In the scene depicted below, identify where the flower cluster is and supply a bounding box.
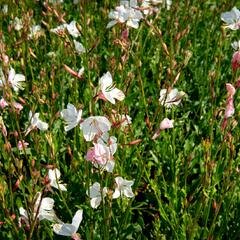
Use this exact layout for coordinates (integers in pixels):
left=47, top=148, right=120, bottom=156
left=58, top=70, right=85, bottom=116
left=220, top=6, right=240, bottom=129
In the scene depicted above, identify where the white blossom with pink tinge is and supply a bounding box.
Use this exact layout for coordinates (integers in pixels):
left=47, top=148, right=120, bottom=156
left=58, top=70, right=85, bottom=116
left=86, top=133, right=117, bottom=172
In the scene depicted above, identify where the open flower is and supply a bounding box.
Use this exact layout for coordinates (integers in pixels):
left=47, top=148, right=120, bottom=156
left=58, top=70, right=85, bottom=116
left=19, top=192, right=59, bottom=225
left=61, top=103, right=82, bottom=132
left=51, top=21, right=81, bottom=38
left=73, top=40, right=85, bottom=55
left=159, top=88, right=185, bottom=108
left=88, top=182, right=108, bottom=209
left=11, top=17, right=23, bottom=31
left=107, top=1, right=143, bottom=29
left=53, top=209, right=83, bottom=238
left=48, top=168, right=67, bottom=191
left=28, top=24, right=44, bottom=39
left=17, top=140, right=29, bottom=151
left=112, top=176, right=134, bottom=199
left=25, top=111, right=48, bottom=135
left=221, top=7, right=240, bottom=30
left=99, top=72, right=125, bottom=104
left=86, top=132, right=117, bottom=172
left=231, top=40, right=240, bottom=51
left=80, top=116, right=111, bottom=142
left=8, top=67, right=25, bottom=92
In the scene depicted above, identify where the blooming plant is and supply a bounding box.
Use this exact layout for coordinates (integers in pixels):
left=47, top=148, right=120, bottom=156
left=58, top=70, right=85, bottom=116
left=88, top=182, right=108, bottom=209
left=53, top=210, right=83, bottom=238
left=25, top=111, right=48, bottom=135
left=159, top=88, right=185, bottom=108
left=98, top=71, right=125, bottom=104
left=1, top=1, right=240, bottom=240
left=61, top=103, right=82, bottom=132
left=48, top=168, right=67, bottom=191
left=221, top=7, right=240, bottom=30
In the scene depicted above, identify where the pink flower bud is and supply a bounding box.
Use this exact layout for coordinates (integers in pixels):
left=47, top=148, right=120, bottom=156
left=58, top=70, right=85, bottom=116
left=86, top=148, right=95, bottom=162
left=0, top=98, right=8, bottom=109
left=226, top=83, right=236, bottom=96
left=232, top=51, right=240, bottom=71
left=160, top=118, right=174, bottom=130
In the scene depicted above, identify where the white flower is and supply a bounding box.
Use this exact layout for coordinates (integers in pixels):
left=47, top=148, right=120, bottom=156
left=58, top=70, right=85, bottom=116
left=28, top=24, right=43, bottom=39
left=141, top=0, right=172, bottom=14
left=231, top=40, right=240, bottom=51
left=159, top=88, right=185, bottom=108
left=80, top=116, right=111, bottom=142
left=99, top=72, right=125, bottom=104
left=88, top=182, right=108, bottom=209
left=61, top=103, right=82, bottom=132
left=53, top=209, right=83, bottom=237
left=98, top=132, right=117, bottom=155
left=8, top=67, right=25, bottom=92
left=50, top=24, right=66, bottom=35
left=112, top=176, right=134, bottom=199
left=0, top=67, right=6, bottom=87
left=66, top=21, right=81, bottom=38
left=2, top=4, right=8, bottom=14
left=25, top=111, right=48, bottom=135
left=12, top=17, right=23, bottom=31
left=221, top=7, right=240, bottom=30
left=51, top=21, right=81, bottom=38
left=73, top=40, right=85, bottom=55
left=107, top=1, right=143, bottom=29
left=48, top=168, right=67, bottom=191
left=19, top=192, right=59, bottom=224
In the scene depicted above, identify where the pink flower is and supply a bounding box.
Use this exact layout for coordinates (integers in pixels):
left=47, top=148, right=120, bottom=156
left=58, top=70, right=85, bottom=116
left=93, top=143, right=109, bottom=165
left=13, top=102, right=23, bottom=111
left=0, top=98, right=8, bottom=109
left=226, top=83, right=236, bottom=96
left=160, top=118, right=174, bottom=130
left=232, top=51, right=240, bottom=71
left=86, top=133, right=117, bottom=172
left=86, top=148, right=95, bottom=162
left=152, top=118, right=174, bottom=140
left=222, top=83, right=236, bottom=130
left=18, top=140, right=29, bottom=151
